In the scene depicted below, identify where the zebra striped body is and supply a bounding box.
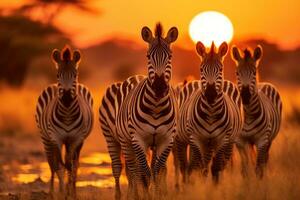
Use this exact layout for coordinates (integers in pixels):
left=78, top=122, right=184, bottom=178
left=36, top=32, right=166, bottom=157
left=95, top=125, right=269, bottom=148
left=232, top=46, right=282, bottom=178
left=35, top=47, right=93, bottom=198
left=99, top=75, right=144, bottom=200
left=241, top=83, right=281, bottom=141
left=37, top=84, right=93, bottom=144
left=174, top=80, right=242, bottom=185
left=174, top=76, right=195, bottom=98
left=100, top=75, right=144, bottom=143
left=174, top=42, right=243, bottom=187
left=116, top=77, right=178, bottom=189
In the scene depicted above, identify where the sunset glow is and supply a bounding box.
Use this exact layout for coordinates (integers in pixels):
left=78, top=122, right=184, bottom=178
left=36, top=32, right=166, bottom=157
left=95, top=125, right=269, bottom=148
left=1, top=1, right=300, bottom=49
left=1, top=1, right=300, bottom=199
left=189, top=11, right=234, bottom=47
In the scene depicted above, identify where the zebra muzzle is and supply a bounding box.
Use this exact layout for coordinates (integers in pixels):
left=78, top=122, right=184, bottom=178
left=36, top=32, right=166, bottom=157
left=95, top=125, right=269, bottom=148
left=204, top=83, right=217, bottom=104
left=152, top=74, right=169, bottom=99
left=241, top=85, right=251, bottom=105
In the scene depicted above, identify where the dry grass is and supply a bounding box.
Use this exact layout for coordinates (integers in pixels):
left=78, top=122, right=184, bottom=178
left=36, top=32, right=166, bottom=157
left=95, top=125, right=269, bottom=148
left=75, top=123, right=300, bottom=200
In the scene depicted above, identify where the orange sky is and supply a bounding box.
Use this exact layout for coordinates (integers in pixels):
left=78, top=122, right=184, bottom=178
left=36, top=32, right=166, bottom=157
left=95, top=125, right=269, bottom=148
left=1, top=0, right=300, bottom=49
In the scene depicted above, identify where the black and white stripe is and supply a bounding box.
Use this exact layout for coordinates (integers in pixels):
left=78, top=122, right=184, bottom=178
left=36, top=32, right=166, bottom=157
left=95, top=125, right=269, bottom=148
left=35, top=46, right=93, bottom=199
left=232, top=45, right=282, bottom=178
left=173, top=42, right=243, bottom=187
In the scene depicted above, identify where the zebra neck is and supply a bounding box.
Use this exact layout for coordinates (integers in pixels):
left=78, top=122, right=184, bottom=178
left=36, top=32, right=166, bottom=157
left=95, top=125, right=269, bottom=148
left=58, top=92, right=77, bottom=108
left=243, top=92, right=262, bottom=117
left=145, top=80, right=170, bottom=104
left=56, top=96, right=79, bottom=121
left=141, top=81, right=170, bottom=115
left=199, top=92, right=225, bottom=114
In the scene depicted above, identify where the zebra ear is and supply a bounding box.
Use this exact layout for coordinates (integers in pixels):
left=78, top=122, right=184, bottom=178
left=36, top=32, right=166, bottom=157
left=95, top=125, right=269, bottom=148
left=196, top=41, right=206, bottom=58
left=253, top=45, right=263, bottom=62
left=231, top=46, right=241, bottom=62
left=141, top=26, right=153, bottom=43
left=165, top=27, right=178, bottom=44
left=73, top=50, right=81, bottom=65
left=52, top=49, right=61, bottom=66
left=218, top=42, right=228, bottom=58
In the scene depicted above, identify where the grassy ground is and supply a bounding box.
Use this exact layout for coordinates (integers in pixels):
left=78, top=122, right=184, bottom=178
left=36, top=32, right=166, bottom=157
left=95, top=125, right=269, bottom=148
left=0, top=123, right=300, bottom=200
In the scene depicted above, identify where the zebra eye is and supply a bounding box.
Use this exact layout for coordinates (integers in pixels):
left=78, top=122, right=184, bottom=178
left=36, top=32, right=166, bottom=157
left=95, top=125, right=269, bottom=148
left=147, top=54, right=150, bottom=59
left=200, top=68, right=203, bottom=73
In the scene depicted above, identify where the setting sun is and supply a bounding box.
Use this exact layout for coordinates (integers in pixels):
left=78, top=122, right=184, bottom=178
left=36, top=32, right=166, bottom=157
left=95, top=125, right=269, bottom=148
left=189, top=11, right=234, bottom=47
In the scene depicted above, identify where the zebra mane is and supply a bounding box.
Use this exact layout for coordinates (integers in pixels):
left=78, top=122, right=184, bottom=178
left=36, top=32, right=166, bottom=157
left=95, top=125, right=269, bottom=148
left=244, top=48, right=252, bottom=60
left=208, top=41, right=216, bottom=57
left=155, top=22, right=163, bottom=38
left=62, top=45, right=72, bottom=61
left=183, top=79, right=188, bottom=85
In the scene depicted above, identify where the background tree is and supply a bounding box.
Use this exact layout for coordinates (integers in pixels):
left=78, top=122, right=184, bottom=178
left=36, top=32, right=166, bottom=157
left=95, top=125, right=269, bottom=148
left=0, top=14, right=69, bottom=87
left=15, top=0, right=99, bottom=24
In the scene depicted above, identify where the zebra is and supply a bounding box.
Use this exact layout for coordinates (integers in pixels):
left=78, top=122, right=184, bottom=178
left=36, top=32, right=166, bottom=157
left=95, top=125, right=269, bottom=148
left=173, top=80, right=201, bottom=189
left=99, top=75, right=145, bottom=200
left=35, top=46, right=94, bottom=199
left=231, top=45, right=282, bottom=178
left=174, top=75, right=195, bottom=98
left=100, top=23, right=178, bottom=199
left=173, top=42, right=243, bottom=187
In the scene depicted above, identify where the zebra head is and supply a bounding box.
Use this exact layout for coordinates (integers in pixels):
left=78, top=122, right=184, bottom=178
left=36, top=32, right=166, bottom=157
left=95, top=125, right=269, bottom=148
left=196, top=41, right=228, bottom=104
left=52, top=45, right=81, bottom=100
left=231, top=45, right=263, bottom=104
left=141, top=23, right=178, bottom=99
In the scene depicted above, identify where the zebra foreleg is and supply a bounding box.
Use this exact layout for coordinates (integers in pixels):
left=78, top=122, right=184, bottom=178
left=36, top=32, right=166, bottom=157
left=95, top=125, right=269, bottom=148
left=73, top=142, right=83, bottom=197
left=152, top=145, right=168, bottom=197
left=236, top=138, right=250, bottom=178
left=132, top=138, right=151, bottom=189
left=255, top=138, right=270, bottom=179
left=44, top=141, right=65, bottom=198
left=172, top=141, right=181, bottom=191
left=211, top=144, right=226, bottom=184
left=153, top=141, right=173, bottom=198
left=173, top=139, right=188, bottom=188
left=107, top=140, right=122, bottom=200
left=188, top=144, right=203, bottom=183
left=124, top=161, right=144, bottom=200
left=158, top=164, right=167, bottom=196
left=49, top=169, right=54, bottom=199
left=195, top=139, right=212, bottom=178
left=65, top=142, right=83, bottom=199
left=121, top=143, right=140, bottom=200
left=223, top=138, right=234, bottom=171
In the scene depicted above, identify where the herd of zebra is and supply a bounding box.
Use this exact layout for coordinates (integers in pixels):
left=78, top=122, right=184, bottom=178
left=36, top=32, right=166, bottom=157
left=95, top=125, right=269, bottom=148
left=35, top=23, right=282, bottom=200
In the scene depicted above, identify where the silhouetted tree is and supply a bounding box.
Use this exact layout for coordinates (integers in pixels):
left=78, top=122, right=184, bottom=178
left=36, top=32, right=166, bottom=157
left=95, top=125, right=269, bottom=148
left=0, top=14, right=69, bottom=87
left=15, top=0, right=99, bottom=24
